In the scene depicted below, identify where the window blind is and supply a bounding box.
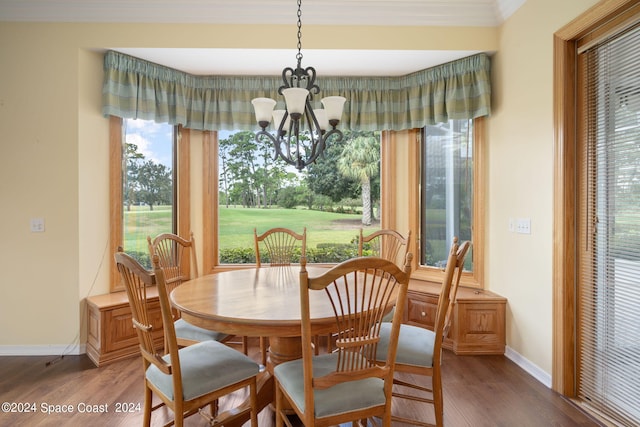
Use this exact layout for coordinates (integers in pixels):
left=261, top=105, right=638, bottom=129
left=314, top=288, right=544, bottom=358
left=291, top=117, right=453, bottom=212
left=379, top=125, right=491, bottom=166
left=578, top=20, right=640, bottom=426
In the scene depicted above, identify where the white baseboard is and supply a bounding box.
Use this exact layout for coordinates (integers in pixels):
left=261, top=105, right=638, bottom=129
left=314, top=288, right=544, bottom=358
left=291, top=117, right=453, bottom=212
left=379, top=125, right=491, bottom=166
left=504, top=345, right=552, bottom=388
left=0, top=344, right=86, bottom=356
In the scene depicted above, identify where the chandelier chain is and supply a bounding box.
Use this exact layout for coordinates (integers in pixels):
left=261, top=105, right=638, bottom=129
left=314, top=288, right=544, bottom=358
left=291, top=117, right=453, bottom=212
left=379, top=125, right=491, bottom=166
left=296, top=0, right=303, bottom=64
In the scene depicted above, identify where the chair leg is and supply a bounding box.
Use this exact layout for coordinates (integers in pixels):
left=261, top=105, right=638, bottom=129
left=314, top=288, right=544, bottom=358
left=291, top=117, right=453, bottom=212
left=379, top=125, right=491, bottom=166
left=143, top=385, right=152, bottom=427
left=432, top=371, right=444, bottom=427
left=275, top=382, right=284, bottom=427
left=249, top=378, right=258, bottom=427
left=313, top=335, right=320, bottom=355
left=174, top=400, right=184, bottom=427
left=209, top=399, right=219, bottom=418
left=260, top=337, right=268, bottom=366
left=242, top=336, right=249, bottom=355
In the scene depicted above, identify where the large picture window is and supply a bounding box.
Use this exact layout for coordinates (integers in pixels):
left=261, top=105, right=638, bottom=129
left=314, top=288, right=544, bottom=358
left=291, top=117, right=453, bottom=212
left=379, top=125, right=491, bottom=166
left=216, top=130, right=382, bottom=265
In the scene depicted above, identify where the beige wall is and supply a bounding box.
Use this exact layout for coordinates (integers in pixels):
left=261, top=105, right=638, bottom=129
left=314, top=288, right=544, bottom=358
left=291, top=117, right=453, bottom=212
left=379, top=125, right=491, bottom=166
left=488, top=0, right=599, bottom=375
left=0, top=0, right=596, bottom=379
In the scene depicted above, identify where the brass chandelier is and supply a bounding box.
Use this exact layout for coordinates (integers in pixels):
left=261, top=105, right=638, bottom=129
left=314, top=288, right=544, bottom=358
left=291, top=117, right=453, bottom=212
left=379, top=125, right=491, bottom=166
left=251, top=0, right=346, bottom=171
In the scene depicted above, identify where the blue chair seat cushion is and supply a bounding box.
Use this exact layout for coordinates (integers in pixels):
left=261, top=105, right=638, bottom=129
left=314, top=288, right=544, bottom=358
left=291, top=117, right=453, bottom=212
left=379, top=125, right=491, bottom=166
left=375, top=322, right=435, bottom=368
left=174, top=318, right=229, bottom=342
left=274, top=353, right=386, bottom=419
left=146, top=340, right=259, bottom=401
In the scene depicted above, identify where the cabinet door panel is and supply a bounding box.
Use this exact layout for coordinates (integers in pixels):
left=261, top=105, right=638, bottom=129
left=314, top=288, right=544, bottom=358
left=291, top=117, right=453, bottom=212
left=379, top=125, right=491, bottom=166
left=104, top=302, right=163, bottom=352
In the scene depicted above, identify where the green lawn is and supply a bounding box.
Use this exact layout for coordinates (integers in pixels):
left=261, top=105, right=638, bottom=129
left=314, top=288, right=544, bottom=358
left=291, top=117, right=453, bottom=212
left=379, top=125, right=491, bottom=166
left=218, top=206, right=372, bottom=249
left=124, top=205, right=378, bottom=253
left=124, top=205, right=173, bottom=253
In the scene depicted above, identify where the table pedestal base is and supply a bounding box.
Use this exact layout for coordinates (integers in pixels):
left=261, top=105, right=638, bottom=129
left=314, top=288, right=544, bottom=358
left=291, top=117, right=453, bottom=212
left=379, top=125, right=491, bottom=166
left=217, top=336, right=303, bottom=426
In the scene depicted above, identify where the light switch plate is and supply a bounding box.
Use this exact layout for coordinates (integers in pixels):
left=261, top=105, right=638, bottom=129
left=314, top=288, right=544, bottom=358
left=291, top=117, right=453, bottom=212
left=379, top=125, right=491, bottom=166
left=30, top=217, right=45, bottom=232
left=516, top=218, right=531, bottom=234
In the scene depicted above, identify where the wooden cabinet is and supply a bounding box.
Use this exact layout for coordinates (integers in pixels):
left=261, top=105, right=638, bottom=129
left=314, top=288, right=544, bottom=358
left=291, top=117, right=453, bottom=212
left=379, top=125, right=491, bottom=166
left=86, top=287, right=164, bottom=367
left=404, top=280, right=506, bottom=355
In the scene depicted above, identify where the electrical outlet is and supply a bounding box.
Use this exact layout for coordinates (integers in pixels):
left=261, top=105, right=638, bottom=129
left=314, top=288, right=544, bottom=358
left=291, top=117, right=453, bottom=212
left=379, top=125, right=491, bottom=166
left=30, top=218, right=45, bottom=233
left=516, top=218, right=531, bottom=234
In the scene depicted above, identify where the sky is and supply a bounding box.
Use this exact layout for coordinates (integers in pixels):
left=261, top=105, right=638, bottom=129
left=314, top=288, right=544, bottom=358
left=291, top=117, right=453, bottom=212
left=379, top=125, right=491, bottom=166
left=124, top=119, right=243, bottom=169
left=124, top=118, right=174, bottom=167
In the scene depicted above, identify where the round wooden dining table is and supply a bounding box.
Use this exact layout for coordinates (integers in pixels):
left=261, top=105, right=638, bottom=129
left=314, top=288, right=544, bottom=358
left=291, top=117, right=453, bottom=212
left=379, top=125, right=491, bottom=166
left=170, top=265, right=333, bottom=426
left=170, top=265, right=336, bottom=364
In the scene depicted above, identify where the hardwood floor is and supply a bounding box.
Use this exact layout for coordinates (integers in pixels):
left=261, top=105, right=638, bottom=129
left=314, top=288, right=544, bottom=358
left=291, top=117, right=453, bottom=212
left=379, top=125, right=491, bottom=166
left=0, top=342, right=603, bottom=426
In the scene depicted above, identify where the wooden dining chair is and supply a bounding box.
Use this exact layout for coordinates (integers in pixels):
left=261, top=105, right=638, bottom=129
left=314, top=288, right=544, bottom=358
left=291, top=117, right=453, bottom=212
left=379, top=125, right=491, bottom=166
left=358, top=228, right=411, bottom=268
left=274, top=253, right=413, bottom=427
left=374, top=237, right=470, bottom=427
left=254, top=227, right=307, bottom=268
left=253, top=227, right=307, bottom=365
left=114, top=251, right=260, bottom=427
left=321, top=229, right=412, bottom=354
left=147, top=232, right=233, bottom=349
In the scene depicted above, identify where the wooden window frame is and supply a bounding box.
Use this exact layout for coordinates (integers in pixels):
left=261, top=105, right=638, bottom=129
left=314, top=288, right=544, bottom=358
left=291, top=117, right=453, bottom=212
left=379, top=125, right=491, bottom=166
left=108, top=116, right=191, bottom=291
left=383, top=119, right=486, bottom=288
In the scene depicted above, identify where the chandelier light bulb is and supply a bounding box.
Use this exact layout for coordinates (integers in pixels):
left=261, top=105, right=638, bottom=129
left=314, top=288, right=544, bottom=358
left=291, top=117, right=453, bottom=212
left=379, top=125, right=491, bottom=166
left=272, top=110, right=290, bottom=133
left=313, top=109, right=329, bottom=131
left=282, top=88, right=309, bottom=117
left=321, top=96, right=347, bottom=122
left=251, top=98, right=277, bottom=127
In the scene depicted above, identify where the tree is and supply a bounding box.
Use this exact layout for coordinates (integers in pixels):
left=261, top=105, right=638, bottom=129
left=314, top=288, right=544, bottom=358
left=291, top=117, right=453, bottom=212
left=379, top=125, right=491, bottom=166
left=124, top=142, right=144, bottom=211
left=136, top=160, right=172, bottom=210
left=306, top=132, right=359, bottom=203
left=222, top=132, right=260, bottom=207
left=337, top=133, right=381, bottom=225
left=220, top=131, right=294, bottom=209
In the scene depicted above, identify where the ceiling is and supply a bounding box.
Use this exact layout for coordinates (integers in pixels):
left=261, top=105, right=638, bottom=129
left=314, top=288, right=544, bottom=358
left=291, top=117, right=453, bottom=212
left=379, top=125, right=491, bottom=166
left=0, top=0, right=526, bottom=76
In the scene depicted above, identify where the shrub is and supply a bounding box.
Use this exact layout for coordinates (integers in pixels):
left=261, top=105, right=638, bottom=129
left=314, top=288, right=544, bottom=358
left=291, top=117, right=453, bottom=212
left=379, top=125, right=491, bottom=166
left=219, top=244, right=360, bottom=264
left=128, top=250, right=151, bottom=270
left=219, top=247, right=256, bottom=264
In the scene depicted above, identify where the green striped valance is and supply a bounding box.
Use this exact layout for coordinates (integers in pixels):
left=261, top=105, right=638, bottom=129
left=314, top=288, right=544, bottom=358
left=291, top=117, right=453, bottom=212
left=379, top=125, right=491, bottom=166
left=102, top=50, right=491, bottom=131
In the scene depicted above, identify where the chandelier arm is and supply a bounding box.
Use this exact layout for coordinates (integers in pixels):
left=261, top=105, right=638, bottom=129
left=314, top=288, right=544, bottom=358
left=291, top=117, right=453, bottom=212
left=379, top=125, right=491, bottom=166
left=302, top=66, right=319, bottom=94
left=255, top=130, right=296, bottom=168
left=280, top=67, right=295, bottom=93
left=304, top=128, right=344, bottom=167
left=303, top=105, right=321, bottom=159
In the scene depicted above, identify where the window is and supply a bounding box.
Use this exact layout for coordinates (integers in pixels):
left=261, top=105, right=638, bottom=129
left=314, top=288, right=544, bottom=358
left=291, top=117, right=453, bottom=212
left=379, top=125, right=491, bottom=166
left=421, top=120, right=474, bottom=271
left=109, top=117, right=191, bottom=291
left=405, top=118, right=485, bottom=288
left=215, top=129, right=382, bottom=265
left=554, top=0, right=639, bottom=422
left=575, top=20, right=640, bottom=425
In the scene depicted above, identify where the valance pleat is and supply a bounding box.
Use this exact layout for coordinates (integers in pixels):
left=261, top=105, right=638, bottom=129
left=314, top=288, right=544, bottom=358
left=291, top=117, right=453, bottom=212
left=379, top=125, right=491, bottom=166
left=102, top=50, right=490, bottom=131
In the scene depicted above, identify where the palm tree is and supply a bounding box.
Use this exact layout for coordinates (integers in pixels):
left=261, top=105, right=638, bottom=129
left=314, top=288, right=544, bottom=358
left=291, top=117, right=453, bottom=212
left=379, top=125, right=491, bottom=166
left=338, top=134, right=380, bottom=225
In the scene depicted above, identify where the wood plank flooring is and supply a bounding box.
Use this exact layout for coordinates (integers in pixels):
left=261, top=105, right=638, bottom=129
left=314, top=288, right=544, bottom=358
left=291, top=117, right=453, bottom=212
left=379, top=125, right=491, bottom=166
left=0, top=342, right=603, bottom=426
